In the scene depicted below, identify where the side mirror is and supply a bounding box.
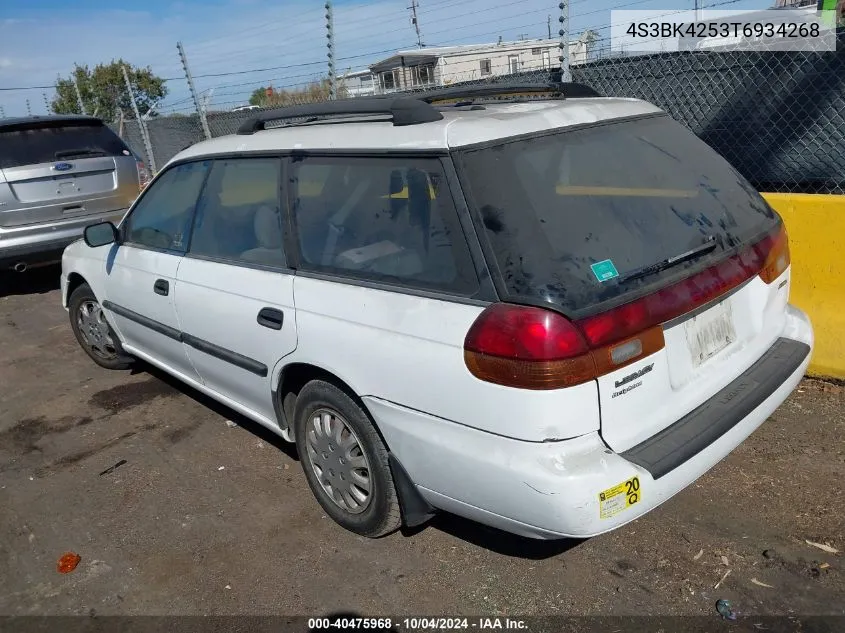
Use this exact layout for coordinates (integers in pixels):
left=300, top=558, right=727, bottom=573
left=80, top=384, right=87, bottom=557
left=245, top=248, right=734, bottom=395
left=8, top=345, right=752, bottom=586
left=83, top=221, right=119, bottom=248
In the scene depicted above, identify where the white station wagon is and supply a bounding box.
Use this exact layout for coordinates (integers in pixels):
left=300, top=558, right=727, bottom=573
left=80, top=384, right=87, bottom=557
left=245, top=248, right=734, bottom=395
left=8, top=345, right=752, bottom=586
left=61, top=85, right=813, bottom=539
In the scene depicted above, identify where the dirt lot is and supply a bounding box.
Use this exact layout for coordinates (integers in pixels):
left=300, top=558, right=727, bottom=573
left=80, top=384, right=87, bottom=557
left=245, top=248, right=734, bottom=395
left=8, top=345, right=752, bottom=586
left=0, top=266, right=843, bottom=622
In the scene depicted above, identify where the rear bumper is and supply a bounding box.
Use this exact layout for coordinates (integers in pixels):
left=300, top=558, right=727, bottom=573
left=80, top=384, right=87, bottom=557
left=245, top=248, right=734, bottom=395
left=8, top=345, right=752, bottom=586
left=0, top=209, right=126, bottom=269
left=365, top=305, right=813, bottom=539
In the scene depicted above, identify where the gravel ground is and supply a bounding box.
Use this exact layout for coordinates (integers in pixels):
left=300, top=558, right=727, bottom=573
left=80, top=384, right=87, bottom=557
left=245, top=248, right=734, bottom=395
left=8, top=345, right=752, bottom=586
left=0, top=267, right=843, bottom=623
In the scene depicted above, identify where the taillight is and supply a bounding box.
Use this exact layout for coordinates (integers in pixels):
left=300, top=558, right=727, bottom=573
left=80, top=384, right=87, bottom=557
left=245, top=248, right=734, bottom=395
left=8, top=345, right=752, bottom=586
left=136, top=160, right=151, bottom=191
left=465, top=223, right=788, bottom=390
left=757, top=224, right=790, bottom=284
left=464, top=304, right=598, bottom=389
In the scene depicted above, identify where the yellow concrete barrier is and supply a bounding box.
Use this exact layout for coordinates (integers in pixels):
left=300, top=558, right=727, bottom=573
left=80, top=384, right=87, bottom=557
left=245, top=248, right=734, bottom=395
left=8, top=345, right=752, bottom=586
left=762, top=193, right=844, bottom=380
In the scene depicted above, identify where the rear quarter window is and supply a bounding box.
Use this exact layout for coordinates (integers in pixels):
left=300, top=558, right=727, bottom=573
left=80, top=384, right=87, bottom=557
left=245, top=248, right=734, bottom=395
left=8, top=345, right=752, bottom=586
left=456, top=114, right=778, bottom=316
left=290, top=155, right=479, bottom=295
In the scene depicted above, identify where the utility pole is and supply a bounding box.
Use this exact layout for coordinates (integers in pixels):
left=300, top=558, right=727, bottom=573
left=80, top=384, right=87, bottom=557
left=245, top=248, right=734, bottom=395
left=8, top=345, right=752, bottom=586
left=409, top=0, right=424, bottom=48
left=548, top=15, right=552, bottom=39
left=326, top=1, right=336, bottom=100
left=122, top=64, right=157, bottom=173
left=26, top=99, right=32, bottom=116
left=694, top=0, right=701, bottom=24
left=558, top=1, right=571, bottom=83
left=42, top=93, right=51, bottom=114
left=177, top=41, right=212, bottom=139
left=201, top=88, right=214, bottom=116
left=72, top=74, right=87, bottom=115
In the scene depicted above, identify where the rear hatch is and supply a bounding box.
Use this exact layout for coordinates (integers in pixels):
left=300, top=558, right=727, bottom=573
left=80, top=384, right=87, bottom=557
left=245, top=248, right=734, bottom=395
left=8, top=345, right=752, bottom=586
left=457, top=112, right=790, bottom=449
left=0, top=117, right=139, bottom=228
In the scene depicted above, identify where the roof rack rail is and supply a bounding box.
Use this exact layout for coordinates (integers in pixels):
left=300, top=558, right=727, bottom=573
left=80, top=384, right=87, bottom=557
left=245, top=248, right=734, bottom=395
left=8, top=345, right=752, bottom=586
left=237, top=97, right=443, bottom=135
left=414, top=82, right=601, bottom=105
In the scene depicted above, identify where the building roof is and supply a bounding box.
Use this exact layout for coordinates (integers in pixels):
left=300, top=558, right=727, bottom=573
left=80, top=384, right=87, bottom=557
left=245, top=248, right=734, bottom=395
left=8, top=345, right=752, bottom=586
left=338, top=69, right=373, bottom=79
left=369, top=34, right=600, bottom=72
left=370, top=39, right=558, bottom=72
left=170, top=97, right=661, bottom=166
left=395, top=38, right=559, bottom=58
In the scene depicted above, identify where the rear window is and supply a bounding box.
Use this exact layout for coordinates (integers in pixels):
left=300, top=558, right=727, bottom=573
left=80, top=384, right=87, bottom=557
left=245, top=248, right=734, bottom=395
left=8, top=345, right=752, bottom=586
left=457, top=114, right=779, bottom=316
left=0, top=122, right=130, bottom=169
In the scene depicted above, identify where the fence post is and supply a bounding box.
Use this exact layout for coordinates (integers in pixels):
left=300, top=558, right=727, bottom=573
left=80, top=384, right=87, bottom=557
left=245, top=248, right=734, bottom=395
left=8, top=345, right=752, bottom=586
left=121, top=64, right=157, bottom=173
left=26, top=99, right=32, bottom=116
left=558, top=0, right=571, bottom=82
left=72, top=75, right=87, bottom=115
left=326, top=1, right=336, bottom=100
left=177, top=41, right=212, bottom=140
left=42, top=93, right=51, bottom=114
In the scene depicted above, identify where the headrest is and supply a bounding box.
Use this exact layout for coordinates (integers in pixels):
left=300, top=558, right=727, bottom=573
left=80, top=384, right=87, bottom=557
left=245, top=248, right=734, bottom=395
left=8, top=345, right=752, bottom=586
left=254, top=205, right=282, bottom=249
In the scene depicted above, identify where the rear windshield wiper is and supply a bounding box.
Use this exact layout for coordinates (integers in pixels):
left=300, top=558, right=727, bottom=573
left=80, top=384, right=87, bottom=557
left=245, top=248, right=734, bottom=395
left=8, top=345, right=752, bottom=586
left=617, top=235, right=718, bottom=284
left=54, top=149, right=107, bottom=159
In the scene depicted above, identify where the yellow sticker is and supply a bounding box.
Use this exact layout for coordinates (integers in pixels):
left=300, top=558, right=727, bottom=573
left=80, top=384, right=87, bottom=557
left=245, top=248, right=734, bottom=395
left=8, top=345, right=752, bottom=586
left=599, top=476, right=641, bottom=519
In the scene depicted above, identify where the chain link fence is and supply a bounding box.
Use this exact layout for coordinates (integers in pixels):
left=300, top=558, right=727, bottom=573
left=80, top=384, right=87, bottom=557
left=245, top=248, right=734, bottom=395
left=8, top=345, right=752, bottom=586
left=113, top=28, right=844, bottom=196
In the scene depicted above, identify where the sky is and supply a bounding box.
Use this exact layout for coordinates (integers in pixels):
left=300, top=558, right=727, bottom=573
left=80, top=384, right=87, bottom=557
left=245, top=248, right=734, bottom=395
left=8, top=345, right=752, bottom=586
left=0, top=0, right=774, bottom=117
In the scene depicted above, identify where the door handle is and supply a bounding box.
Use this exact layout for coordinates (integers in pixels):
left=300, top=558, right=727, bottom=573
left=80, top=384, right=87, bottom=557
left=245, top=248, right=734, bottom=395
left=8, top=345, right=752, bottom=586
left=257, top=307, right=284, bottom=330
left=153, top=279, right=169, bottom=296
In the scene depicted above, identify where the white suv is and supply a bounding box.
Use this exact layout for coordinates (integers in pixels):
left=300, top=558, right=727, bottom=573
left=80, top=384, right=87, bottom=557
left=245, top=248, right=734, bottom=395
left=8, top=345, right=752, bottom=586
left=60, top=85, right=813, bottom=539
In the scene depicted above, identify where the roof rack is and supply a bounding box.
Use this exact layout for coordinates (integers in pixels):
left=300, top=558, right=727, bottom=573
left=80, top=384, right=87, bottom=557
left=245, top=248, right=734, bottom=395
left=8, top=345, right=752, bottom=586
left=415, top=82, right=601, bottom=105
left=236, top=83, right=603, bottom=135
left=236, top=97, right=443, bottom=135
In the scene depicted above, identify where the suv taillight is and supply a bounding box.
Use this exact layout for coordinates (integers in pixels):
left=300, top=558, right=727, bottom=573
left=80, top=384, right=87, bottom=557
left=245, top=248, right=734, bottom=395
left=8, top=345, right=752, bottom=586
left=465, top=223, right=789, bottom=390
left=136, top=160, right=151, bottom=191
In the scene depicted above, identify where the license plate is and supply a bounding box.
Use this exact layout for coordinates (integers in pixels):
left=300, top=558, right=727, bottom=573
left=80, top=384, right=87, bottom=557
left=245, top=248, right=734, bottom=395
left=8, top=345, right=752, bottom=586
left=684, top=299, right=737, bottom=368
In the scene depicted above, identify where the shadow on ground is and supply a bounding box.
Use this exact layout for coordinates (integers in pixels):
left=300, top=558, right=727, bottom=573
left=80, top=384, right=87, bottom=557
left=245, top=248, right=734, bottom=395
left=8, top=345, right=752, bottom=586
left=412, top=513, right=584, bottom=559
left=129, top=360, right=299, bottom=462
left=126, top=361, right=584, bottom=557
left=0, top=265, right=61, bottom=298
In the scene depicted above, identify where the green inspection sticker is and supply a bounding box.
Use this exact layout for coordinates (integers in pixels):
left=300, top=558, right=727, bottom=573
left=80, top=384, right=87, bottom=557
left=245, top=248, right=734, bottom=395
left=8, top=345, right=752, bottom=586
left=591, top=259, right=619, bottom=282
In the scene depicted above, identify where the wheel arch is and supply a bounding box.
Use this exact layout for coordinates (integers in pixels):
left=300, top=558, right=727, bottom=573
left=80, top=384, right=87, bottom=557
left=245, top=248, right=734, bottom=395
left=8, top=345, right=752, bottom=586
left=275, top=360, right=436, bottom=529
left=275, top=361, right=372, bottom=439
left=65, top=272, right=89, bottom=307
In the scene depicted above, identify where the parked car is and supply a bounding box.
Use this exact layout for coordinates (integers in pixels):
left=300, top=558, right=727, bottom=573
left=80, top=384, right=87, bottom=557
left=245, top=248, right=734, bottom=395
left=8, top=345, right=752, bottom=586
left=0, top=115, right=148, bottom=273
left=60, top=86, right=813, bottom=539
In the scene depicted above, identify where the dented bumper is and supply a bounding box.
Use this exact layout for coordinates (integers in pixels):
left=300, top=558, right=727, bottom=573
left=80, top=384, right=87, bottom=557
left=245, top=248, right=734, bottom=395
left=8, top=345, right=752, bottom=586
left=364, top=305, right=813, bottom=539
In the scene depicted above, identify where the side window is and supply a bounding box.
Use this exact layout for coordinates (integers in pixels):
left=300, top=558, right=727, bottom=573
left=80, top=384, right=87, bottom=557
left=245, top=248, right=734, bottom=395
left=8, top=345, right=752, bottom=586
left=189, top=157, right=285, bottom=268
left=290, top=156, right=478, bottom=294
left=124, top=160, right=210, bottom=251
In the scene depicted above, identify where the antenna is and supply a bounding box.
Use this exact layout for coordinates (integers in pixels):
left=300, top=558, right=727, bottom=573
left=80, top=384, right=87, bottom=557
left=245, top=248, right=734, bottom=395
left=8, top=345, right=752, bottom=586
left=409, top=0, right=424, bottom=48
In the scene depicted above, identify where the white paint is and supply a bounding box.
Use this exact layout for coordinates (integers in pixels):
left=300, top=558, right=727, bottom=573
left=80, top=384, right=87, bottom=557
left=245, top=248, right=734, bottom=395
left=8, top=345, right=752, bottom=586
left=367, top=307, right=810, bottom=538
left=599, top=270, right=796, bottom=452
left=58, top=97, right=813, bottom=540
left=175, top=258, right=297, bottom=423
left=170, top=99, right=662, bottom=163
left=291, top=276, right=600, bottom=440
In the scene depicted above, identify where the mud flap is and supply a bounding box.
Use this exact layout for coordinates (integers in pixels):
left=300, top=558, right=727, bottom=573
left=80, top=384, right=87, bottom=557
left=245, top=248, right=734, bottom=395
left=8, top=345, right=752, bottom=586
left=388, top=452, right=436, bottom=528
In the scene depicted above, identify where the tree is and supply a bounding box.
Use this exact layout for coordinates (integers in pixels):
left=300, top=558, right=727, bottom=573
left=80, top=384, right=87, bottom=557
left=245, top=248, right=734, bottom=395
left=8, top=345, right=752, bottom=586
left=247, top=79, right=347, bottom=108
left=52, top=60, right=168, bottom=122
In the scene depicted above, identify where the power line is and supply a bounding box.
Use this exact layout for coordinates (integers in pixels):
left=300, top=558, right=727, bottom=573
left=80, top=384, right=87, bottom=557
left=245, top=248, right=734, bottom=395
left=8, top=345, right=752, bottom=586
left=182, top=0, right=555, bottom=70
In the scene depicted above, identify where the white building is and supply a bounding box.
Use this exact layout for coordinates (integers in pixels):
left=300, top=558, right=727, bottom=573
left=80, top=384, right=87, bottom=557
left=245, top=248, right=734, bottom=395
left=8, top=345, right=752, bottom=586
left=365, top=34, right=599, bottom=95
left=338, top=69, right=376, bottom=97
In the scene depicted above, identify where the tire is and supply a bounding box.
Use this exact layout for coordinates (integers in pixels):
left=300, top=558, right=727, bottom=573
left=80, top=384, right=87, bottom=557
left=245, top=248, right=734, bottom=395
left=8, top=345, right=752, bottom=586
left=68, top=283, right=133, bottom=370
left=294, top=380, right=401, bottom=538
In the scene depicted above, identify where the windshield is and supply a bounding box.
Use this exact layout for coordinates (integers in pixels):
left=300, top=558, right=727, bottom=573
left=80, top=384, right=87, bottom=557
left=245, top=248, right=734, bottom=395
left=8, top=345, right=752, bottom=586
left=456, top=114, right=779, bottom=316
left=0, top=122, right=130, bottom=169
